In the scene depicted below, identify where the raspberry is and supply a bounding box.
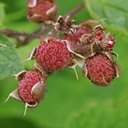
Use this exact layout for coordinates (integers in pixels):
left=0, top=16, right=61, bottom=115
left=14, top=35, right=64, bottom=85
left=27, top=0, right=57, bottom=22
left=18, top=70, right=46, bottom=105
left=34, top=37, right=73, bottom=72
left=64, top=24, right=92, bottom=55
left=64, top=24, right=92, bottom=48
left=82, top=53, right=117, bottom=86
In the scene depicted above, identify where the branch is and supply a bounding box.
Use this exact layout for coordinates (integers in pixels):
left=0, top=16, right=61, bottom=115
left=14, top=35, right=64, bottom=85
left=65, top=2, right=85, bottom=18
left=0, top=2, right=85, bottom=47
left=0, top=25, right=47, bottom=47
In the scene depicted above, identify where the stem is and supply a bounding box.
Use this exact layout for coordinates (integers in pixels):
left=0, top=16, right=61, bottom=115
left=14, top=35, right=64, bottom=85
left=0, top=2, right=85, bottom=46
left=0, top=26, right=47, bottom=46
left=0, top=29, right=39, bottom=38
left=65, top=2, right=85, bottom=18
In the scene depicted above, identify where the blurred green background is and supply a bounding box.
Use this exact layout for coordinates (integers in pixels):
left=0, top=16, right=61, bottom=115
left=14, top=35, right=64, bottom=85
left=0, top=0, right=128, bottom=128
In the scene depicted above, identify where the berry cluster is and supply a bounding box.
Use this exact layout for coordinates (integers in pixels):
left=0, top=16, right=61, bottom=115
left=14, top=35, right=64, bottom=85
left=6, top=0, right=120, bottom=115
left=64, top=22, right=119, bottom=86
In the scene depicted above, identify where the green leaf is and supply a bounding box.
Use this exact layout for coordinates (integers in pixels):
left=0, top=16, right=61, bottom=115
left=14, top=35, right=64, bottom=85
left=0, top=36, right=23, bottom=79
left=0, top=3, right=5, bottom=20
left=85, top=0, right=128, bottom=35
left=0, top=3, right=6, bottom=25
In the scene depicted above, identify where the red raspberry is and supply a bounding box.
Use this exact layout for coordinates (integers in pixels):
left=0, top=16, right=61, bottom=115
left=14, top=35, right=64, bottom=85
left=27, top=0, right=57, bottom=22
left=18, top=70, right=46, bottom=105
left=82, top=54, right=117, bottom=86
left=64, top=24, right=92, bottom=55
left=64, top=24, right=92, bottom=48
left=34, top=37, right=73, bottom=72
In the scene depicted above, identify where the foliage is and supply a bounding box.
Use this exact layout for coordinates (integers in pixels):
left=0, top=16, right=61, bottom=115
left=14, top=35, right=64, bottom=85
left=85, top=0, right=128, bottom=35
left=0, top=0, right=128, bottom=128
left=0, top=35, right=23, bottom=79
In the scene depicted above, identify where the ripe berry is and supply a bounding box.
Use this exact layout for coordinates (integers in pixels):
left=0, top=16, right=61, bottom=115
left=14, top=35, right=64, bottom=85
left=27, top=0, right=57, bottom=22
left=64, top=24, right=92, bottom=53
left=5, top=69, right=46, bottom=116
left=64, top=24, right=92, bottom=58
left=18, top=70, right=46, bottom=105
left=34, top=37, right=73, bottom=72
left=82, top=53, right=117, bottom=86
